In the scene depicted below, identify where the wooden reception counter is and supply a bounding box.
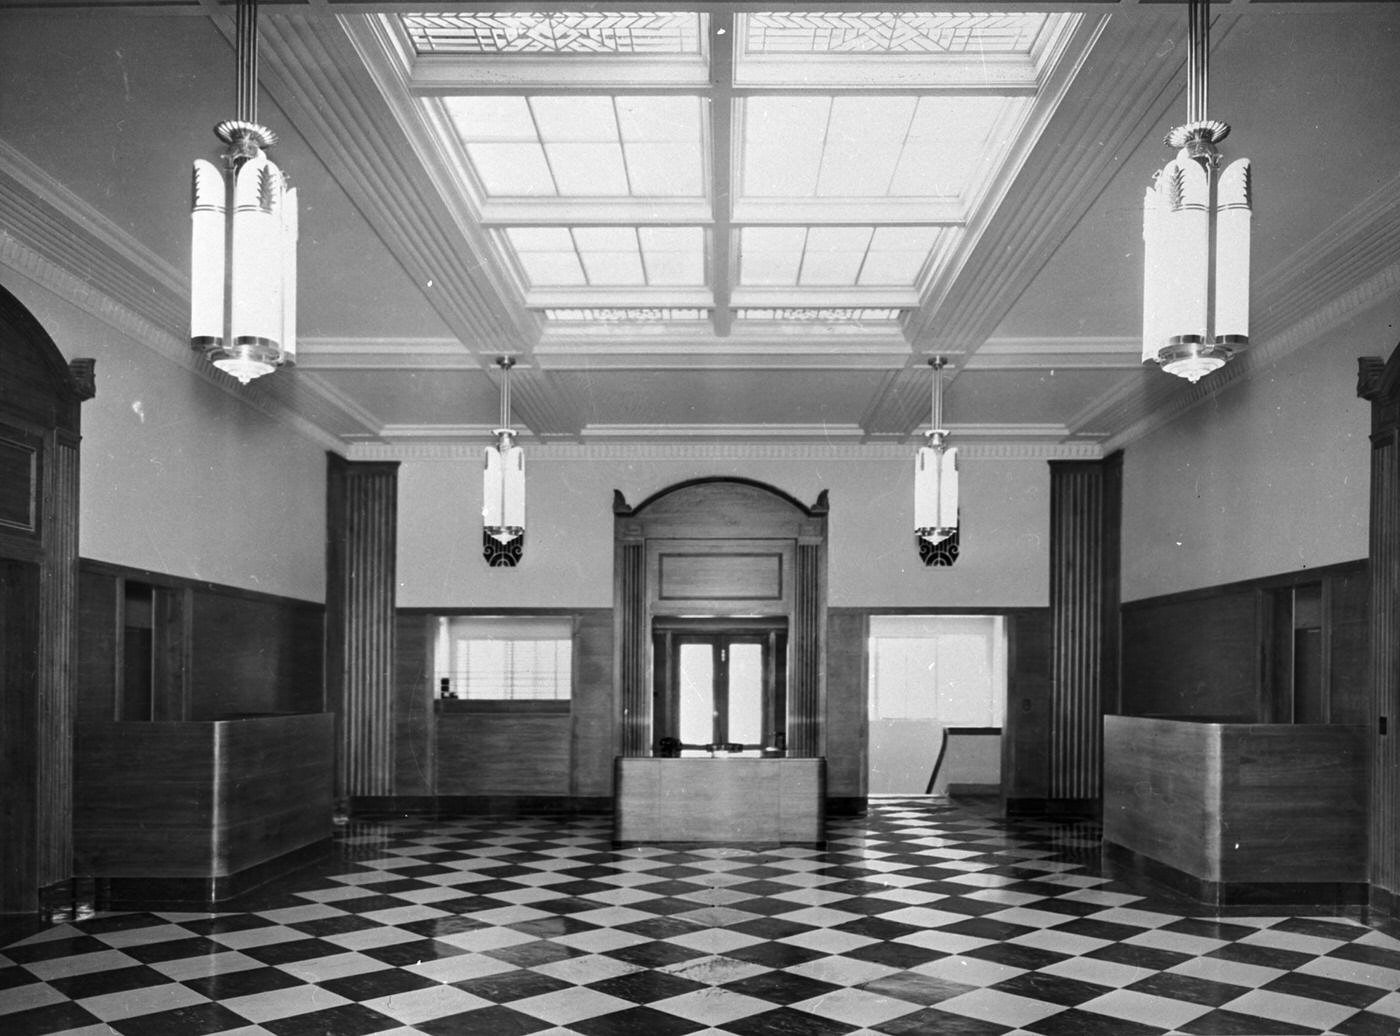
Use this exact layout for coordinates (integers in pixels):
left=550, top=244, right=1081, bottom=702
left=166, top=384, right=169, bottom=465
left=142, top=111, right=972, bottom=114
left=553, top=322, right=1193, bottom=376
left=615, top=757, right=825, bottom=845
left=1103, top=715, right=1367, bottom=905
left=74, top=713, right=334, bottom=905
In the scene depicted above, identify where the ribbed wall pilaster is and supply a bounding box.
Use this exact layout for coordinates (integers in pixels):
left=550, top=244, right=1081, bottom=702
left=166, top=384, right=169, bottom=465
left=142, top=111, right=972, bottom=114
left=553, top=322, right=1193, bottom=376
left=1048, top=456, right=1121, bottom=806
left=1369, top=431, right=1400, bottom=896
left=36, top=436, right=79, bottom=886
left=326, top=456, right=398, bottom=800
left=617, top=540, right=649, bottom=756
left=790, top=542, right=823, bottom=758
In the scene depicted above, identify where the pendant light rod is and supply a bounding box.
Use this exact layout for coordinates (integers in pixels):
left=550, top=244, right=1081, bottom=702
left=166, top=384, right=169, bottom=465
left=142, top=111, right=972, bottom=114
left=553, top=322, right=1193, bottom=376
left=497, top=356, right=515, bottom=432
left=1186, top=0, right=1208, bottom=125
left=928, top=356, right=948, bottom=444
left=235, top=0, right=259, bottom=125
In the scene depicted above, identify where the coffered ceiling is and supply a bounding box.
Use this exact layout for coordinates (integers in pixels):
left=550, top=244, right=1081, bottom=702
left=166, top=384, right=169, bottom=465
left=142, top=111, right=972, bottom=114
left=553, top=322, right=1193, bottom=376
left=1, top=1, right=1398, bottom=458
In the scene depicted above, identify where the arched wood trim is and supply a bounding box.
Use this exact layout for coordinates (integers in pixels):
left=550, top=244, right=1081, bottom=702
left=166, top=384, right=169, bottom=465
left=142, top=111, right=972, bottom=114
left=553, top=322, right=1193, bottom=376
left=615, top=479, right=829, bottom=519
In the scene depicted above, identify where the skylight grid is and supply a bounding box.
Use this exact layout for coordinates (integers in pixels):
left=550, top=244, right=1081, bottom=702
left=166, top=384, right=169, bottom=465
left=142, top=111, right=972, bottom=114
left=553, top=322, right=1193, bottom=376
left=739, top=226, right=940, bottom=288
left=445, top=95, right=704, bottom=199
left=742, top=12, right=1049, bottom=55
left=740, top=95, right=1025, bottom=204
left=506, top=227, right=705, bottom=288
left=403, top=12, right=703, bottom=55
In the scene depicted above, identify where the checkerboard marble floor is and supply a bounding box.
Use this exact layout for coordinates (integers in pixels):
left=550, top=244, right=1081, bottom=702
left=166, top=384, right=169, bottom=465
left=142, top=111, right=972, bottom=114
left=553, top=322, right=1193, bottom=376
left=3, top=798, right=1399, bottom=1036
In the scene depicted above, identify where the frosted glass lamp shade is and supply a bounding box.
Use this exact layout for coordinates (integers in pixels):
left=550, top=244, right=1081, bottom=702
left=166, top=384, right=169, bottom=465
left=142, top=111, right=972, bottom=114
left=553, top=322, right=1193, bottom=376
left=915, top=444, right=958, bottom=541
left=191, top=160, right=227, bottom=349
left=1214, top=158, right=1251, bottom=342
left=483, top=443, right=525, bottom=542
left=191, top=153, right=298, bottom=385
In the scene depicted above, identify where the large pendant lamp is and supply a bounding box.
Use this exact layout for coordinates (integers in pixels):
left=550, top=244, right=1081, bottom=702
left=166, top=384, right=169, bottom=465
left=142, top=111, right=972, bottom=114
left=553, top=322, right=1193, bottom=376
left=916, top=357, right=959, bottom=567
left=1142, top=0, right=1251, bottom=384
left=483, top=357, right=525, bottom=567
left=190, top=0, right=298, bottom=385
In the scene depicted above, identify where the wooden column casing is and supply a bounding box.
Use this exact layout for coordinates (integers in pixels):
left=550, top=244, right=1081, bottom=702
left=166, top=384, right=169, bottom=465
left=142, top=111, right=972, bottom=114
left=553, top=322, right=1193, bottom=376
left=36, top=436, right=79, bottom=888
left=1047, top=453, right=1122, bottom=811
left=1359, top=354, right=1400, bottom=912
left=326, top=454, right=399, bottom=802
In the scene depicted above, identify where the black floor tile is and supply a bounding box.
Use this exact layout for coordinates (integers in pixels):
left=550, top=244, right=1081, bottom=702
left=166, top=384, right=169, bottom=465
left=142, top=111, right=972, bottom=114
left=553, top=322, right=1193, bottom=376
left=1175, top=1008, right=1325, bottom=1034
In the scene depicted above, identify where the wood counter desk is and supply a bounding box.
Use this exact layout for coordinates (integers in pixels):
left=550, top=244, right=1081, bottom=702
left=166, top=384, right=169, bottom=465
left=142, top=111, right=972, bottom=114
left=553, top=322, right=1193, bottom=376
left=1103, top=715, right=1367, bottom=905
left=614, top=757, right=825, bottom=846
left=74, top=713, right=334, bottom=905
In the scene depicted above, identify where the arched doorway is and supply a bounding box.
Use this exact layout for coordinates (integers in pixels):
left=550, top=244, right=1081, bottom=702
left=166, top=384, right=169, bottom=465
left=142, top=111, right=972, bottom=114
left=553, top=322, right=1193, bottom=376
left=612, top=478, right=828, bottom=759
left=0, top=283, right=93, bottom=916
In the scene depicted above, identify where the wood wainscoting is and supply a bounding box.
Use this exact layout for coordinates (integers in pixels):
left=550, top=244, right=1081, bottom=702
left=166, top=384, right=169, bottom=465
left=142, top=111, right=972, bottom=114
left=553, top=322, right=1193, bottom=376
left=73, top=713, right=334, bottom=906
left=1103, top=715, right=1367, bottom=906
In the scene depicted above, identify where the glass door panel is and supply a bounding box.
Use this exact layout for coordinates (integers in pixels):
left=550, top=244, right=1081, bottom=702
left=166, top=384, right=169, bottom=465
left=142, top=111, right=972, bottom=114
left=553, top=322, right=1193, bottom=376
left=678, top=642, right=715, bottom=745
left=727, top=642, right=763, bottom=745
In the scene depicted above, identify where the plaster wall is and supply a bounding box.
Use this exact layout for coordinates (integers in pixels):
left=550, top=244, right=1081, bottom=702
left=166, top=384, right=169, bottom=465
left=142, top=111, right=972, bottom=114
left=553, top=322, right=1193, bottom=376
left=397, top=452, right=1051, bottom=610
left=1120, top=304, right=1398, bottom=603
left=1, top=269, right=328, bottom=603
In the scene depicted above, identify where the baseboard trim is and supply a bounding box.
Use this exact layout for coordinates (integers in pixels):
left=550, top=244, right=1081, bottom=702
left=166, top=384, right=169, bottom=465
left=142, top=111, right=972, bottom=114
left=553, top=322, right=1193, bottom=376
left=350, top=795, right=613, bottom=816
left=88, top=838, right=334, bottom=910
left=1103, top=841, right=1368, bottom=910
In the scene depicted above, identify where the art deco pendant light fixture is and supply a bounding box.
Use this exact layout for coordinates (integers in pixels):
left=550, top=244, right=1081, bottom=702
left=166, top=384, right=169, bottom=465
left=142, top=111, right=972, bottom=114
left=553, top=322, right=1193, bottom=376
left=916, top=357, right=959, bottom=567
left=483, top=357, right=525, bottom=567
left=1142, top=0, right=1251, bottom=384
left=190, top=0, right=298, bottom=385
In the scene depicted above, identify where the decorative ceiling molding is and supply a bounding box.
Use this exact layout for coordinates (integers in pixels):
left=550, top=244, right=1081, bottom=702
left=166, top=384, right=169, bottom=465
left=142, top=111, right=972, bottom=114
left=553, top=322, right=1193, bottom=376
left=254, top=13, right=534, bottom=355
left=532, top=338, right=912, bottom=370
left=346, top=439, right=1103, bottom=463
left=297, top=338, right=474, bottom=370
left=0, top=232, right=350, bottom=453
left=0, top=140, right=186, bottom=335
left=966, top=338, right=1141, bottom=370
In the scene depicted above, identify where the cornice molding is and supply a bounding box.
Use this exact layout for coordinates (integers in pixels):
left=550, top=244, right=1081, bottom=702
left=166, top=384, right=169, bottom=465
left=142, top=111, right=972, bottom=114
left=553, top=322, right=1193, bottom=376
left=0, top=139, right=186, bottom=334
left=346, top=440, right=1103, bottom=463
left=968, top=337, right=1141, bottom=370
left=0, top=234, right=348, bottom=453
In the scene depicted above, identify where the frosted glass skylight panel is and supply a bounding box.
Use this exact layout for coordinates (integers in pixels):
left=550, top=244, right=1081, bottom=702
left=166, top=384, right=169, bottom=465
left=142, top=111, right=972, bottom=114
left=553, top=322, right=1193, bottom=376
left=817, top=96, right=917, bottom=196
left=573, top=226, right=642, bottom=285
left=741, top=97, right=828, bottom=196
left=740, top=227, right=806, bottom=286
left=739, top=93, right=1028, bottom=208
left=617, top=96, right=704, bottom=196
left=404, top=12, right=704, bottom=55
left=506, top=227, right=585, bottom=286
left=533, top=96, right=618, bottom=140
left=859, top=227, right=941, bottom=285
left=519, top=251, right=588, bottom=286
left=447, top=95, right=703, bottom=199
left=639, top=227, right=704, bottom=285
left=446, top=96, right=555, bottom=196
left=890, top=95, right=1025, bottom=197
left=510, top=227, right=705, bottom=288
left=801, top=226, right=872, bottom=285
left=741, top=12, right=1049, bottom=55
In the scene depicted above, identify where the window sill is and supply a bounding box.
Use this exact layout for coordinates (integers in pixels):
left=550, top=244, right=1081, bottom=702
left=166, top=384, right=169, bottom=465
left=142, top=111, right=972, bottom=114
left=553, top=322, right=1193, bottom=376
left=436, top=699, right=571, bottom=715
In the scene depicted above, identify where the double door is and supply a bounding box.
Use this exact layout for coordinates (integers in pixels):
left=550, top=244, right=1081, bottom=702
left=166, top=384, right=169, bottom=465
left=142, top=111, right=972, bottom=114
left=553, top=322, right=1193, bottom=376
left=653, top=622, right=786, bottom=755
